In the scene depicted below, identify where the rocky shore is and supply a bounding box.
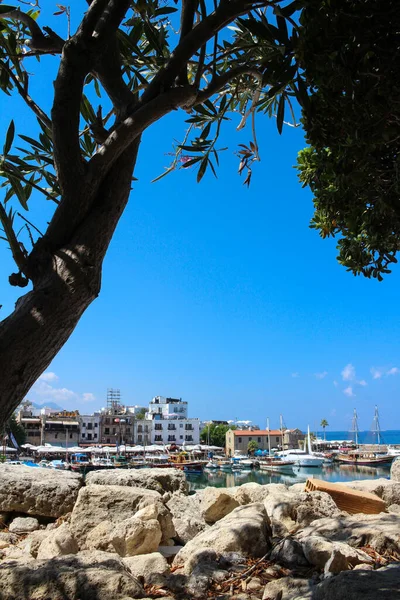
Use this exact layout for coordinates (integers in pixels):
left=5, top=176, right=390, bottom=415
left=0, top=461, right=399, bottom=599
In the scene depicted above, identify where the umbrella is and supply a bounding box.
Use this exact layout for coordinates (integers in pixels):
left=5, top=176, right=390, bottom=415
left=3, top=447, right=17, bottom=453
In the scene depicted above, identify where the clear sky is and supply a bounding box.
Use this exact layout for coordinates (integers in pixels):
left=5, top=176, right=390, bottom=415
left=1, top=5, right=400, bottom=433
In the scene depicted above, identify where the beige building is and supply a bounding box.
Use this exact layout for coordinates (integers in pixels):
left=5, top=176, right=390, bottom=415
left=226, top=428, right=304, bottom=455
left=17, top=403, right=80, bottom=447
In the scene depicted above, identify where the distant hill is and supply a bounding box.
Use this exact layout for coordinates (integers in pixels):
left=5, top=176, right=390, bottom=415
left=31, top=401, right=65, bottom=411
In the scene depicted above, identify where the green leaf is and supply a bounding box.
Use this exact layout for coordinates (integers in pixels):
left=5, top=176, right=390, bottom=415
left=3, top=119, right=14, bottom=155
left=197, top=157, right=208, bottom=183
left=277, top=94, right=285, bottom=134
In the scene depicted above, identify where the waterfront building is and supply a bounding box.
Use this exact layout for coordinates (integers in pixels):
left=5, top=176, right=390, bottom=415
left=146, top=396, right=200, bottom=446
left=225, top=428, right=304, bottom=455
left=17, top=401, right=80, bottom=447
left=79, top=412, right=100, bottom=444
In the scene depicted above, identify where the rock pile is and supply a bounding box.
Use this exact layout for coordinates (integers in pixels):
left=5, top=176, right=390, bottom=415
left=0, top=465, right=399, bottom=600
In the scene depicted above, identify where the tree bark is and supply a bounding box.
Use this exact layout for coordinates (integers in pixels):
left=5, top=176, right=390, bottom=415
left=0, top=139, right=140, bottom=430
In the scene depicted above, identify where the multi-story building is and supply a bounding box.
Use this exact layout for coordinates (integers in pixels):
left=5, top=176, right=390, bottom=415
left=133, top=419, right=152, bottom=446
left=146, top=396, right=200, bottom=446
left=79, top=413, right=100, bottom=445
left=17, top=402, right=80, bottom=447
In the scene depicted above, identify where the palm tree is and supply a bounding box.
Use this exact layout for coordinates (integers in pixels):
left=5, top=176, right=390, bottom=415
left=320, top=419, right=329, bottom=441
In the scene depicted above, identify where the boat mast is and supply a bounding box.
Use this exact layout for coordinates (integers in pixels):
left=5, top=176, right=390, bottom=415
left=267, top=417, right=271, bottom=455
left=279, top=415, right=284, bottom=451
left=307, top=424, right=312, bottom=455
left=373, top=405, right=381, bottom=445
left=351, top=408, right=359, bottom=446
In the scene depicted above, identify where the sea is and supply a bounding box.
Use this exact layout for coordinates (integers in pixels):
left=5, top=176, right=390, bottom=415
left=322, top=430, right=400, bottom=444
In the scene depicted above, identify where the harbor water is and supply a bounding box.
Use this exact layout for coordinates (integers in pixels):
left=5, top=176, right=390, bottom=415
left=186, top=463, right=391, bottom=491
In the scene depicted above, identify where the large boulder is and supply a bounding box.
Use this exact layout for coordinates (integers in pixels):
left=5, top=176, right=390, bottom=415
left=123, top=552, right=170, bottom=585
left=0, top=464, right=82, bottom=518
left=69, top=484, right=161, bottom=548
left=312, top=563, right=400, bottom=600
left=200, top=487, right=240, bottom=524
left=36, top=523, right=78, bottom=559
left=173, top=503, right=271, bottom=568
left=391, top=457, right=400, bottom=482
left=381, top=483, right=400, bottom=507
left=262, top=576, right=314, bottom=600
left=264, top=490, right=340, bottom=529
left=86, top=467, right=188, bottom=494
left=270, top=537, right=309, bottom=568
left=9, top=516, right=39, bottom=534
left=324, top=543, right=373, bottom=576
left=167, top=492, right=208, bottom=543
left=233, top=483, right=288, bottom=505
left=296, top=513, right=400, bottom=554
left=111, top=516, right=162, bottom=557
left=0, top=550, right=144, bottom=600
left=22, top=530, right=51, bottom=558
left=134, top=498, right=176, bottom=543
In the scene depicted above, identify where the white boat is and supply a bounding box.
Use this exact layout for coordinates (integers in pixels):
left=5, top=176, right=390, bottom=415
left=259, top=459, right=295, bottom=474
left=218, top=460, right=232, bottom=471
left=205, top=460, right=219, bottom=469
left=387, top=446, right=400, bottom=457
left=277, top=449, right=324, bottom=467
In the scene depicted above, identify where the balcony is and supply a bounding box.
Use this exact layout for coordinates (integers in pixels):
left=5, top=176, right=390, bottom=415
left=154, top=424, right=163, bottom=431
left=168, top=435, right=176, bottom=442
left=168, top=425, right=176, bottom=430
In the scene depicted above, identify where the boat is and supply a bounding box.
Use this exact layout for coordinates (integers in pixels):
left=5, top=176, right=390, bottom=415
left=259, top=458, right=295, bottom=474
left=205, top=460, right=219, bottom=470
left=218, top=460, right=232, bottom=472
left=169, top=454, right=204, bottom=473
left=277, top=426, right=324, bottom=467
left=337, top=451, right=394, bottom=466
left=387, top=446, right=400, bottom=457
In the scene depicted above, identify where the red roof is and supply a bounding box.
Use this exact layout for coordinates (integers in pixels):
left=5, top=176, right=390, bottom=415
left=232, top=429, right=282, bottom=436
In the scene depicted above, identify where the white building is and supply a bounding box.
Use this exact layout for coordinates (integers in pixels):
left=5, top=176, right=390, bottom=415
left=146, top=396, right=200, bottom=446
left=79, top=412, right=100, bottom=444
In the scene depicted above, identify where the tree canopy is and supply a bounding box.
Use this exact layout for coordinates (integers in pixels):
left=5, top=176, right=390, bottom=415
left=200, top=423, right=236, bottom=447
left=0, top=0, right=397, bottom=428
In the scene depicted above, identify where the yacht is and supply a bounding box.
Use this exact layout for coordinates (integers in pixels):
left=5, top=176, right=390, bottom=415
left=276, top=449, right=324, bottom=468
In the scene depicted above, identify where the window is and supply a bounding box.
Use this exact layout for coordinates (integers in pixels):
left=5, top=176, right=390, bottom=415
left=82, top=422, right=86, bottom=428
left=112, top=428, right=116, bottom=434
left=87, top=423, right=93, bottom=430
left=155, top=424, right=163, bottom=430
left=94, top=423, right=98, bottom=428
left=69, top=433, right=73, bottom=439
left=276, top=437, right=279, bottom=443
left=180, top=424, right=183, bottom=428
left=238, top=437, right=242, bottom=443
left=180, top=435, right=183, bottom=439
left=87, top=433, right=92, bottom=440
left=168, top=424, right=176, bottom=430
left=185, top=435, right=193, bottom=441
left=126, top=427, right=131, bottom=433
left=168, top=435, right=176, bottom=441
left=104, top=428, right=110, bottom=435
left=138, top=435, right=142, bottom=442
left=54, top=434, right=58, bottom=439
left=185, top=424, right=193, bottom=430
left=82, top=433, right=86, bottom=438
left=106, top=438, right=110, bottom=443
left=258, top=437, right=261, bottom=443
left=155, top=435, right=162, bottom=441
left=94, top=433, right=97, bottom=438
left=145, top=426, right=149, bottom=433
left=138, top=425, right=143, bottom=433
left=105, top=418, right=110, bottom=424
left=249, top=437, right=252, bottom=441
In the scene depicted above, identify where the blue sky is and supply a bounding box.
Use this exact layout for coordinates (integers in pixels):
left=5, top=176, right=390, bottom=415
left=1, top=5, right=400, bottom=433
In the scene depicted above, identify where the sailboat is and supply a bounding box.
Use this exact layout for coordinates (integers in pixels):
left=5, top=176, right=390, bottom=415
left=276, top=424, right=325, bottom=468
left=258, top=417, right=296, bottom=474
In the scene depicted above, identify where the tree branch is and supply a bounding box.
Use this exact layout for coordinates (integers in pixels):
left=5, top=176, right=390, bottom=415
left=194, top=66, right=262, bottom=105
left=0, top=202, right=27, bottom=275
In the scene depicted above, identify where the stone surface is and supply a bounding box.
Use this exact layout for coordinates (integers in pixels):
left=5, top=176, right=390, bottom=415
left=0, top=464, right=82, bottom=518
left=262, top=576, right=314, bottom=600
left=296, top=513, right=400, bottom=554
left=174, top=503, right=271, bottom=568
left=381, top=483, right=400, bottom=507
left=312, top=563, right=400, bottom=600
left=201, top=487, right=240, bottom=524
left=9, top=516, right=39, bottom=534
left=134, top=498, right=176, bottom=543
left=264, top=489, right=341, bottom=529
left=0, top=513, right=9, bottom=527
left=324, top=543, right=373, bottom=576
left=85, top=521, right=115, bottom=552
left=111, top=516, right=162, bottom=557
left=0, top=550, right=144, bottom=600
left=22, top=530, right=50, bottom=558
left=123, top=552, right=170, bottom=585
left=233, top=483, right=287, bottom=505
left=302, top=535, right=334, bottom=568
left=0, top=532, right=18, bottom=550
left=391, top=457, right=400, bottom=482
left=86, top=467, right=188, bottom=494
left=167, top=492, right=208, bottom=543
left=70, top=484, right=161, bottom=548
left=342, top=478, right=392, bottom=496
left=270, top=537, right=309, bottom=568
left=36, top=523, right=79, bottom=559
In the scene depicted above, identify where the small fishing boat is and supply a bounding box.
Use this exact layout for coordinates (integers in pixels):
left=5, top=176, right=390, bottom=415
left=218, top=460, right=232, bottom=472
left=259, top=458, right=295, bottom=474
left=205, top=460, right=219, bottom=470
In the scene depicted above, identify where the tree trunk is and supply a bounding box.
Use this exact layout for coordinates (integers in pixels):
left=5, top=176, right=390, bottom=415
left=0, top=139, right=140, bottom=430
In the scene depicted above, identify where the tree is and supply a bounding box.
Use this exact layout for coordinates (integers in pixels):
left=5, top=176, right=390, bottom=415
left=0, top=0, right=307, bottom=429
left=297, top=0, right=400, bottom=281
left=0, top=412, right=26, bottom=447
left=200, top=423, right=235, bottom=448
left=134, top=409, right=146, bottom=421
left=320, top=419, right=329, bottom=441
left=247, top=439, right=258, bottom=454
